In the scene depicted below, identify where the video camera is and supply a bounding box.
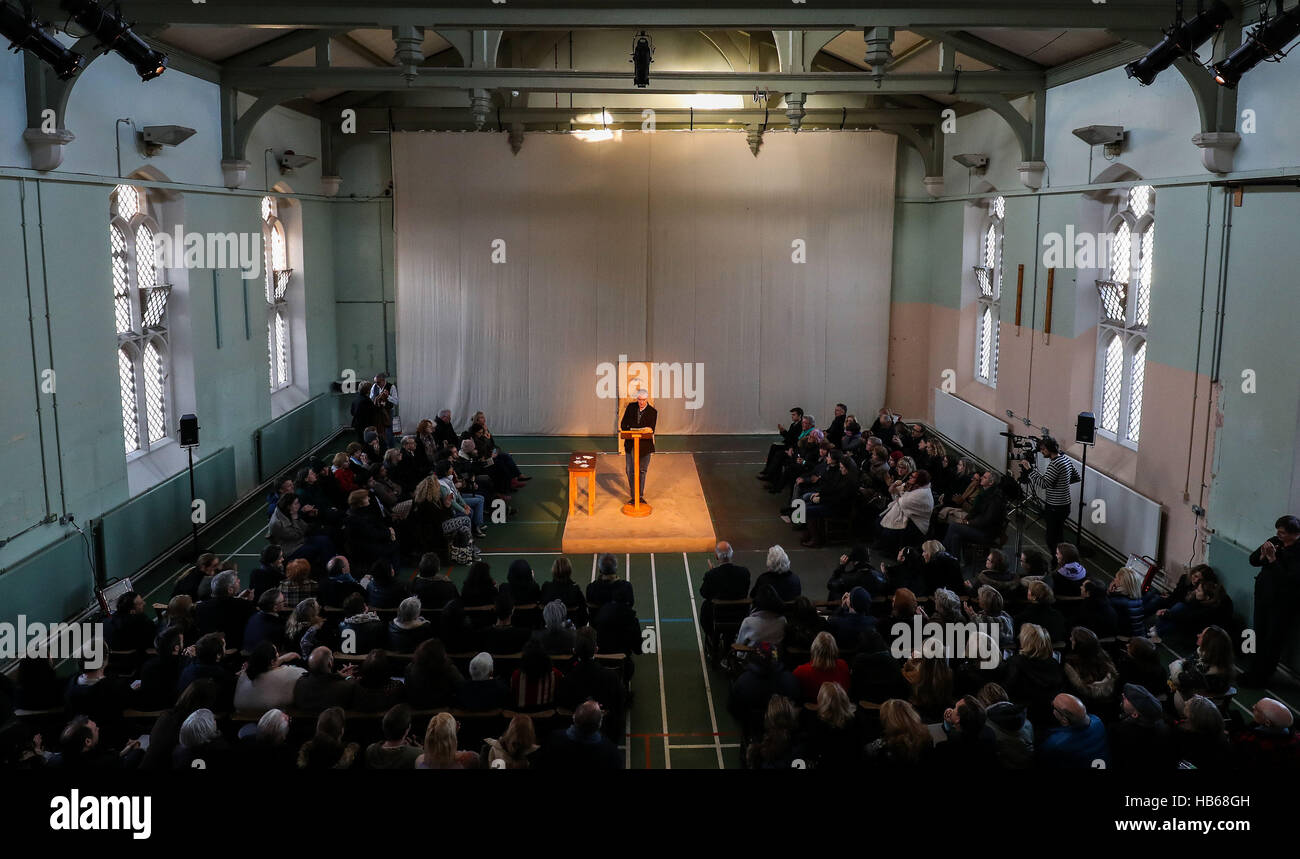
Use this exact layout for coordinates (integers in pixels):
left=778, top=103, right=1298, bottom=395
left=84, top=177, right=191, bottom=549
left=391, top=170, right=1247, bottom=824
left=1000, top=430, right=1046, bottom=474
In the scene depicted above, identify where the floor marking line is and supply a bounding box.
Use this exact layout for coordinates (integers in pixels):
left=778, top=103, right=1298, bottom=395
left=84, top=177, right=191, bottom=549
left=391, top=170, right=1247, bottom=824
left=683, top=551, right=725, bottom=769
left=649, top=553, right=670, bottom=770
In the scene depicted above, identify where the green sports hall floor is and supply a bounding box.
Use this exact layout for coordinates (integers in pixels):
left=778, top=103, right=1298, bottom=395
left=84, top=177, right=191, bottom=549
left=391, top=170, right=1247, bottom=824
left=129, top=432, right=1300, bottom=769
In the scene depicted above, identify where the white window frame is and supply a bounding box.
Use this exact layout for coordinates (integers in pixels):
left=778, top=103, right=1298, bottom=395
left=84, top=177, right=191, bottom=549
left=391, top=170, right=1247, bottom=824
left=263, top=197, right=293, bottom=393
left=972, top=196, right=1005, bottom=388
left=1093, top=184, right=1153, bottom=450
left=112, top=185, right=172, bottom=458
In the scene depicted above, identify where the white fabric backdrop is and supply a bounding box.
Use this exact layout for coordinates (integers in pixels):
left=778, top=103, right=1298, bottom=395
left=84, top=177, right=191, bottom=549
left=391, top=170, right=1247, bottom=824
left=392, top=130, right=896, bottom=435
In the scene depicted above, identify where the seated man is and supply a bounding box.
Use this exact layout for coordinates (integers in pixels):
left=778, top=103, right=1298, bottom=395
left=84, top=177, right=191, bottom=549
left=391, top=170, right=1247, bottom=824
left=1232, top=696, right=1300, bottom=770
left=539, top=700, right=621, bottom=770
left=1038, top=693, right=1109, bottom=768
left=292, top=646, right=357, bottom=714
left=105, top=591, right=156, bottom=654
left=194, top=570, right=256, bottom=652
left=943, top=470, right=1006, bottom=560
left=759, top=408, right=804, bottom=481
left=699, top=541, right=751, bottom=638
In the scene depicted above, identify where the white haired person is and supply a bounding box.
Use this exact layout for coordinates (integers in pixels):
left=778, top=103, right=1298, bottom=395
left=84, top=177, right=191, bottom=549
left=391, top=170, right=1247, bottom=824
left=619, top=385, right=657, bottom=505
left=749, top=545, right=802, bottom=602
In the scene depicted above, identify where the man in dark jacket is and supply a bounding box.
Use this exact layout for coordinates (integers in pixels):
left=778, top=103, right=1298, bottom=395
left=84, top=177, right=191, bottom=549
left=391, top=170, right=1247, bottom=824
left=242, top=589, right=288, bottom=653
left=293, top=647, right=357, bottom=713
left=943, top=470, right=1006, bottom=559
left=410, top=552, right=459, bottom=611
left=1109, top=683, right=1175, bottom=770
left=433, top=410, right=460, bottom=453
left=249, top=545, right=285, bottom=599
left=828, top=587, right=877, bottom=651
left=540, top=700, right=621, bottom=770
left=457, top=652, right=511, bottom=711
left=194, top=570, right=256, bottom=651
left=825, top=404, right=848, bottom=448
left=1243, top=515, right=1300, bottom=687
left=728, top=643, right=800, bottom=739
left=759, top=407, right=805, bottom=480
left=557, top=632, right=626, bottom=726
left=619, top=386, right=657, bottom=504
left=1038, top=694, right=1109, bottom=768
left=699, top=542, right=751, bottom=637
left=1232, top=696, right=1300, bottom=770
left=105, top=591, right=156, bottom=653
left=935, top=696, right=999, bottom=769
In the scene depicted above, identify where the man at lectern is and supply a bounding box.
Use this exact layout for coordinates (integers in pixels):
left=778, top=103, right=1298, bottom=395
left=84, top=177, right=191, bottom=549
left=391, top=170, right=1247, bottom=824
left=620, top=386, right=657, bottom=505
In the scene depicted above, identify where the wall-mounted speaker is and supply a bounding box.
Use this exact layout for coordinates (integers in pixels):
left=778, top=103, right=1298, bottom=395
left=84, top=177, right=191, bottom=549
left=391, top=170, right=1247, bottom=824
left=1076, top=411, right=1096, bottom=446
left=179, top=413, right=200, bottom=448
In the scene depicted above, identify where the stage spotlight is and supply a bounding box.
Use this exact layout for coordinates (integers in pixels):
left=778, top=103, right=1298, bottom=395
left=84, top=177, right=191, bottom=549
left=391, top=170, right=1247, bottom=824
left=61, top=0, right=167, bottom=81
left=631, top=31, right=653, bottom=88
left=0, top=2, right=85, bottom=79
left=1213, top=4, right=1300, bottom=87
left=1125, top=0, right=1232, bottom=86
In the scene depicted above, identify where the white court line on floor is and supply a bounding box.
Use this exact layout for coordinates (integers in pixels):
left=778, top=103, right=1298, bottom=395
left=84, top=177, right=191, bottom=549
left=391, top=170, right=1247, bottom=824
left=590, top=553, right=597, bottom=584
left=682, top=551, right=725, bottom=768
left=669, top=743, right=741, bottom=750
left=649, top=553, right=671, bottom=769
left=478, top=551, right=563, bottom=556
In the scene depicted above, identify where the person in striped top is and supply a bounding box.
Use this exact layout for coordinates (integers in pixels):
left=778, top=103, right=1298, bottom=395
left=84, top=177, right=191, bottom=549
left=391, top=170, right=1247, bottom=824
left=1020, top=436, right=1077, bottom=555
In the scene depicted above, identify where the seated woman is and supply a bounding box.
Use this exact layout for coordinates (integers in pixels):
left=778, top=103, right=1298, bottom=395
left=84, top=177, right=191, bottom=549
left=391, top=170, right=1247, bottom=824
left=1014, top=580, right=1067, bottom=644
left=1072, top=579, right=1119, bottom=638
left=902, top=656, right=953, bottom=723
left=785, top=596, right=830, bottom=653
left=352, top=650, right=403, bottom=712
left=1169, top=625, right=1236, bottom=704
left=365, top=562, right=408, bottom=611
left=338, top=593, right=385, bottom=654
left=460, top=561, right=499, bottom=609
left=269, top=494, right=335, bottom=574
left=344, top=489, right=400, bottom=571
left=964, top=585, right=1015, bottom=654
left=1001, top=623, right=1064, bottom=728
left=865, top=699, right=933, bottom=768
left=745, top=694, right=802, bottom=769
left=1108, top=567, right=1149, bottom=638
left=506, top=559, right=543, bottom=606
left=801, top=682, right=863, bottom=770
left=736, top=585, right=788, bottom=647
left=1063, top=627, right=1119, bottom=721
left=285, top=598, right=335, bottom=656
left=405, top=639, right=465, bottom=709
left=465, top=410, right=528, bottom=486
left=875, top=469, right=934, bottom=556
left=792, top=631, right=851, bottom=702
left=976, top=549, right=1020, bottom=599
left=889, top=539, right=962, bottom=596
left=483, top=713, right=541, bottom=770
left=509, top=639, right=563, bottom=711
left=540, top=556, right=587, bottom=627
left=387, top=596, right=433, bottom=653
left=233, top=641, right=305, bottom=715
left=416, top=712, right=480, bottom=769
left=1153, top=577, right=1233, bottom=643
left=799, top=452, right=857, bottom=548
left=750, top=545, right=801, bottom=602
left=1050, top=542, right=1087, bottom=596
left=827, top=545, right=885, bottom=602
left=535, top=600, right=577, bottom=656
left=277, top=558, right=317, bottom=607
left=368, top=458, right=412, bottom=521
left=935, top=465, right=983, bottom=524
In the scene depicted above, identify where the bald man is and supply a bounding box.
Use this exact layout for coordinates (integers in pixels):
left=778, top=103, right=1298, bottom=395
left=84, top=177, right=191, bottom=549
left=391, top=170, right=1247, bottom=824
left=1038, top=693, right=1109, bottom=768
left=292, top=646, right=357, bottom=713
left=1233, top=697, right=1300, bottom=769
left=699, top=541, right=752, bottom=639
left=540, top=699, right=622, bottom=770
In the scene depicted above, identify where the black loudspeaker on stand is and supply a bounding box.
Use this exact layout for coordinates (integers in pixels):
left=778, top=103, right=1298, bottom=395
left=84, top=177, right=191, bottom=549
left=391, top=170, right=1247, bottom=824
left=180, top=414, right=201, bottom=560
left=1075, top=411, right=1094, bottom=551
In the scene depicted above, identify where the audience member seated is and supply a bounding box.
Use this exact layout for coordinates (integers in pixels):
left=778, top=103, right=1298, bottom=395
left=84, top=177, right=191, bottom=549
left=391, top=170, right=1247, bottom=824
left=339, top=593, right=385, bottom=655
left=1173, top=695, right=1233, bottom=771
left=537, top=600, right=577, bottom=655
left=785, top=596, right=829, bottom=652
left=728, top=642, right=800, bottom=743
left=558, top=631, right=625, bottom=724
left=588, top=552, right=635, bottom=608
left=366, top=704, right=422, bottom=770
left=277, top=558, right=318, bottom=607
left=827, top=587, right=877, bottom=651
left=539, top=700, right=620, bottom=770
left=483, top=714, right=541, bottom=769
left=942, top=470, right=1006, bottom=560
left=1152, top=567, right=1233, bottom=643
left=346, top=489, right=401, bottom=570
left=1002, top=624, right=1064, bottom=729
left=801, top=682, right=862, bottom=769
left=1050, top=543, right=1087, bottom=596
left=1015, top=581, right=1066, bottom=645
left=172, top=552, right=223, bottom=601
left=293, top=647, right=357, bottom=714
left=876, top=469, right=934, bottom=555
left=481, top=593, right=533, bottom=655
left=243, top=589, right=288, bottom=653
left=1071, top=580, right=1119, bottom=638
left=510, top=640, right=563, bottom=710
left=195, top=570, right=256, bottom=651
left=750, top=545, right=801, bottom=602
left=458, top=652, right=511, bottom=711
left=460, top=561, right=500, bottom=609
left=1063, top=627, right=1119, bottom=720
left=176, top=633, right=236, bottom=711
left=319, top=555, right=367, bottom=609
left=172, top=708, right=232, bottom=770
left=133, top=627, right=184, bottom=711
left=977, top=683, right=1035, bottom=769
left=298, top=707, right=359, bottom=770
left=404, top=639, right=464, bottom=709
left=793, top=632, right=851, bottom=701
left=1170, top=625, right=1236, bottom=704
left=269, top=493, right=334, bottom=573
left=387, top=596, right=434, bottom=653
left=105, top=591, right=156, bottom=653
left=64, top=655, right=125, bottom=736
left=505, top=559, right=543, bottom=605
left=903, top=657, right=953, bottom=723
left=286, top=597, right=336, bottom=656
left=240, top=709, right=296, bottom=772
left=976, top=549, right=1019, bottom=599
left=737, top=585, right=788, bottom=647
left=439, top=601, right=480, bottom=653
left=234, top=642, right=305, bottom=715
left=964, top=585, right=1014, bottom=654
left=410, top=552, right=459, bottom=611
left=592, top=582, right=642, bottom=668
left=826, top=545, right=883, bottom=601
left=365, top=561, right=408, bottom=610
left=353, top=650, right=403, bottom=712
left=541, top=556, right=588, bottom=628
left=1232, top=697, right=1300, bottom=770
left=934, top=695, right=998, bottom=768
left=700, top=542, right=751, bottom=636
left=1108, top=567, right=1149, bottom=637
left=1109, top=683, right=1174, bottom=771
left=745, top=695, right=801, bottom=769
left=1038, top=694, right=1109, bottom=768
left=865, top=700, right=933, bottom=768
left=1117, top=637, right=1168, bottom=697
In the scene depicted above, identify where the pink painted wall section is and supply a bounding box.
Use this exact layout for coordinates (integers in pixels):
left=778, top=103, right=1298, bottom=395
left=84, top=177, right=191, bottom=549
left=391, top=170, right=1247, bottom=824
left=888, top=302, right=1218, bottom=569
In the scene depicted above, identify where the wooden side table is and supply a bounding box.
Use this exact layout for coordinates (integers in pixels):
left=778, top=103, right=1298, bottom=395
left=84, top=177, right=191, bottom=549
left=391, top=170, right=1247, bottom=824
left=568, top=452, right=597, bottom=516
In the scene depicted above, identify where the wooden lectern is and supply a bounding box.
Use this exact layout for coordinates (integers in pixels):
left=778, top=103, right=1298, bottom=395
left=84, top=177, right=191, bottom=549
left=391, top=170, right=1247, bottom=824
left=619, top=429, right=653, bottom=517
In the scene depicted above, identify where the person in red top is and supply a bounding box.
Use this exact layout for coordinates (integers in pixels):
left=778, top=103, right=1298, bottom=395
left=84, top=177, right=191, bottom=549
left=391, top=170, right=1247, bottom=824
left=793, top=631, right=851, bottom=702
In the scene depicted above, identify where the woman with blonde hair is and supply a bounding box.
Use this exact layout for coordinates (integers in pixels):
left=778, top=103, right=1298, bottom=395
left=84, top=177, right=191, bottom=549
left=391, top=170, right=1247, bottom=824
left=866, top=699, right=932, bottom=766
left=1108, top=567, right=1149, bottom=637
left=482, top=713, right=540, bottom=769
left=802, top=681, right=862, bottom=769
left=1001, top=623, right=1064, bottom=726
left=964, top=584, right=1015, bottom=652
left=416, top=712, right=480, bottom=769
left=793, top=631, right=851, bottom=701
left=285, top=597, right=330, bottom=656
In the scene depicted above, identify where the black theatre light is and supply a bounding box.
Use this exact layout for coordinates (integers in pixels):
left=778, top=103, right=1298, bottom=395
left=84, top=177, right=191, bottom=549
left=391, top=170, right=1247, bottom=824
left=1213, top=3, right=1300, bottom=87
left=1125, top=0, right=1233, bottom=85
left=631, top=31, right=653, bottom=88
left=61, top=0, right=166, bottom=81
left=0, top=2, right=85, bottom=79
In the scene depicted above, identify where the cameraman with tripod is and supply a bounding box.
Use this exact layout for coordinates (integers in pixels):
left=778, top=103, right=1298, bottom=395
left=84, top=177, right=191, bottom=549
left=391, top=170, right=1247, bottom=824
left=1016, top=436, right=1077, bottom=557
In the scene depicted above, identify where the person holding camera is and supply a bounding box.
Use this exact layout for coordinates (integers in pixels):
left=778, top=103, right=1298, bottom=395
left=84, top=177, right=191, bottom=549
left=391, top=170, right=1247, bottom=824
left=1016, top=436, right=1077, bottom=555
